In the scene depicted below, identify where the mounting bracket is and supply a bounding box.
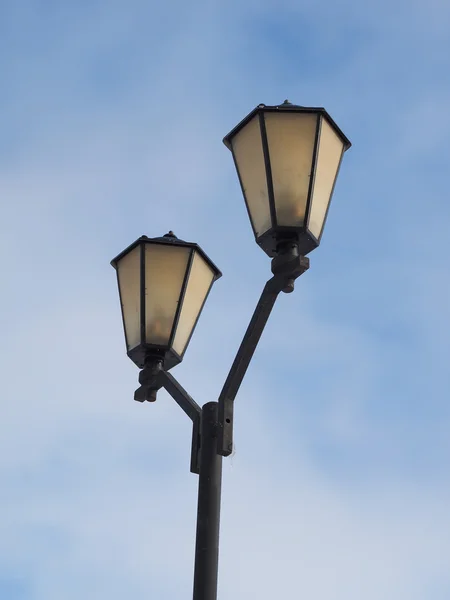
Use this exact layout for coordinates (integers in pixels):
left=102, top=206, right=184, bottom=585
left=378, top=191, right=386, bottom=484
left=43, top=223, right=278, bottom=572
left=134, top=361, right=202, bottom=473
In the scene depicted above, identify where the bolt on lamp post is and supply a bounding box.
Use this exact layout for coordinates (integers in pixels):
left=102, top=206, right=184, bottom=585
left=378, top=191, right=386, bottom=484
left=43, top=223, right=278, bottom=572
left=111, top=101, right=351, bottom=600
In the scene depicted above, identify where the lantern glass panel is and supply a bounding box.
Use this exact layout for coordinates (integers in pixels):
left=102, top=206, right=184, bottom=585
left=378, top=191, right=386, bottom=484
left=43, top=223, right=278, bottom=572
left=172, top=251, right=216, bottom=356
left=116, top=245, right=141, bottom=351
left=144, top=244, right=191, bottom=346
left=264, top=111, right=318, bottom=227
left=308, top=118, right=345, bottom=239
left=231, top=116, right=272, bottom=237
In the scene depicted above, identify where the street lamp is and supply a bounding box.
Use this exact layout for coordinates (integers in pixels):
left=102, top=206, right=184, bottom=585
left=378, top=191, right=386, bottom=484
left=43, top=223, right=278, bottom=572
left=111, top=232, right=221, bottom=376
left=223, top=100, right=351, bottom=257
left=111, top=101, right=351, bottom=600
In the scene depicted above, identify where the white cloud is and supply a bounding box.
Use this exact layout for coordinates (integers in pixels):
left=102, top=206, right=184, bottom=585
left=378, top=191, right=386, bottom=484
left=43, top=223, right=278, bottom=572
left=1, top=0, right=450, bottom=598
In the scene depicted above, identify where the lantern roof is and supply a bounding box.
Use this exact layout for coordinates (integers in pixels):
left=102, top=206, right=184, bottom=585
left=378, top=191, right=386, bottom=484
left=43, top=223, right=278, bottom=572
left=223, top=100, right=351, bottom=152
left=111, top=232, right=222, bottom=281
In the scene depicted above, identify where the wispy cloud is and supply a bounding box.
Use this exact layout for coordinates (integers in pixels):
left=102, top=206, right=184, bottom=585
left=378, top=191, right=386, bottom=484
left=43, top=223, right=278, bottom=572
left=1, top=0, right=450, bottom=598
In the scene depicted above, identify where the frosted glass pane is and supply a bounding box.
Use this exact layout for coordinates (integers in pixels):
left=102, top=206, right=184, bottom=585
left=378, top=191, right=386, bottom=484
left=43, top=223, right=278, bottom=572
left=145, top=244, right=190, bottom=346
left=265, top=112, right=317, bottom=227
left=173, top=252, right=215, bottom=356
left=117, top=246, right=141, bottom=351
left=231, top=116, right=271, bottom=237
left=309, top=118, right=344, bottom=239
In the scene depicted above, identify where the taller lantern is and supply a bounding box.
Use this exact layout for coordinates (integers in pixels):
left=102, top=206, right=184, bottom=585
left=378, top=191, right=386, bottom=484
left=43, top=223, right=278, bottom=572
left=223, top=101, right=351, bottom=257
left=111, top=232, right=222, bottom=370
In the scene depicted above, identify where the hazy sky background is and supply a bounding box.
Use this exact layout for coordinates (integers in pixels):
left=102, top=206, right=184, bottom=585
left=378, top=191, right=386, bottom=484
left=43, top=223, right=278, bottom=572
left=1, top=1, right=450, bottom=598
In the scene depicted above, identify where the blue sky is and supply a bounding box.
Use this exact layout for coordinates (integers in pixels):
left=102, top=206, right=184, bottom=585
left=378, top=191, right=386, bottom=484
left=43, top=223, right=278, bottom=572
left=1, top=0, right=450, bottom=598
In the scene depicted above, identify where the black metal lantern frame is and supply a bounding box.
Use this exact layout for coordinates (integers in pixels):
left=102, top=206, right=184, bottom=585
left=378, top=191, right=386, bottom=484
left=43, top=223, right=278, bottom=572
left=111, top=233, right=222, bottom=371
left=223, top=102, right=352, bottom=257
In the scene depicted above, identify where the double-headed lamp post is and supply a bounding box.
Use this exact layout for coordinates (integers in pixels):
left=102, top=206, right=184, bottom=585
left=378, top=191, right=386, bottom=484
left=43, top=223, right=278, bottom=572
left=111, top=101, right=351, bottom=600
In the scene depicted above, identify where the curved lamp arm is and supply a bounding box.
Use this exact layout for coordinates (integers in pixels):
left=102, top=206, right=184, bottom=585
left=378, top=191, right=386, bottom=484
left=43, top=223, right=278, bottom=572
left=217, top=247, right=309, bottom=456
left=134, top=364, right=202, bottom=473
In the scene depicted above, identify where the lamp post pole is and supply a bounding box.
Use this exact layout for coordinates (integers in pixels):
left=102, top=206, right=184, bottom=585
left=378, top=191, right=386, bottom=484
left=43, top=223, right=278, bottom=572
left=192, top=402, right=223, bottom=600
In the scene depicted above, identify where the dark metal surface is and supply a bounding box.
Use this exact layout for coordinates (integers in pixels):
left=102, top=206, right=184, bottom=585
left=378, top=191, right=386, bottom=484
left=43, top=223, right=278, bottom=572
left=160, top=371, right=201, bottom=422
left=217, top=245, right=309, bottom=456
left=134, top=362, right=202, bottom=472
left=255, top=225, right=319, bottom=258
left=259, top=112, right=277, bottom=227
left=127, top=342, right=183, bottom=371
left=134, top=356, right=164, bottom=402
left=190, top=415, right=201, bottom=475
left=192, top=402, right=223, bottom=600
left=168, top=248, right=195, bottom=349
left=304, top=115, right=322, bottom=227
left=216, top=277, right=281, bottom=456
left=134, top=362, right=201, bottom=418
left=140, top=242, right=146, bottom=345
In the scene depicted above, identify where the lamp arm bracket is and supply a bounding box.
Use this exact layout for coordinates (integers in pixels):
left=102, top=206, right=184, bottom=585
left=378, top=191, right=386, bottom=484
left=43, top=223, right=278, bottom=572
left=134, top=360, right=201, bottom=421
left=159, top=371, right=202, bottom=475
left=134, top=362, right=202, bottom=474
left=217, top=248, right=309, bottom=457
left=159, top=371, right=202, bottom=422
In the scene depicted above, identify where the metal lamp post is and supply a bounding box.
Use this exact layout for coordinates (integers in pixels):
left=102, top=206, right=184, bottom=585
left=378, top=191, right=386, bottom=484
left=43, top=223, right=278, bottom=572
left=111, top=101, right=351, bottom=600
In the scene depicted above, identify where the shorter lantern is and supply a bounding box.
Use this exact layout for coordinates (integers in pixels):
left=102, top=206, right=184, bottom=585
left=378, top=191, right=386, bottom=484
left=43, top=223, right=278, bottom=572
left=111, top=232, right=222, bottom=370
left=223, top=101, right=351, bottom=257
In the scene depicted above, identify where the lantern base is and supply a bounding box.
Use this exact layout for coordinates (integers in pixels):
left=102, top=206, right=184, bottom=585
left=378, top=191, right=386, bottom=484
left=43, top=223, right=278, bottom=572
left=127, top=344, right=182, bottom=371
left=256, top=227, right=319, bottom=258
